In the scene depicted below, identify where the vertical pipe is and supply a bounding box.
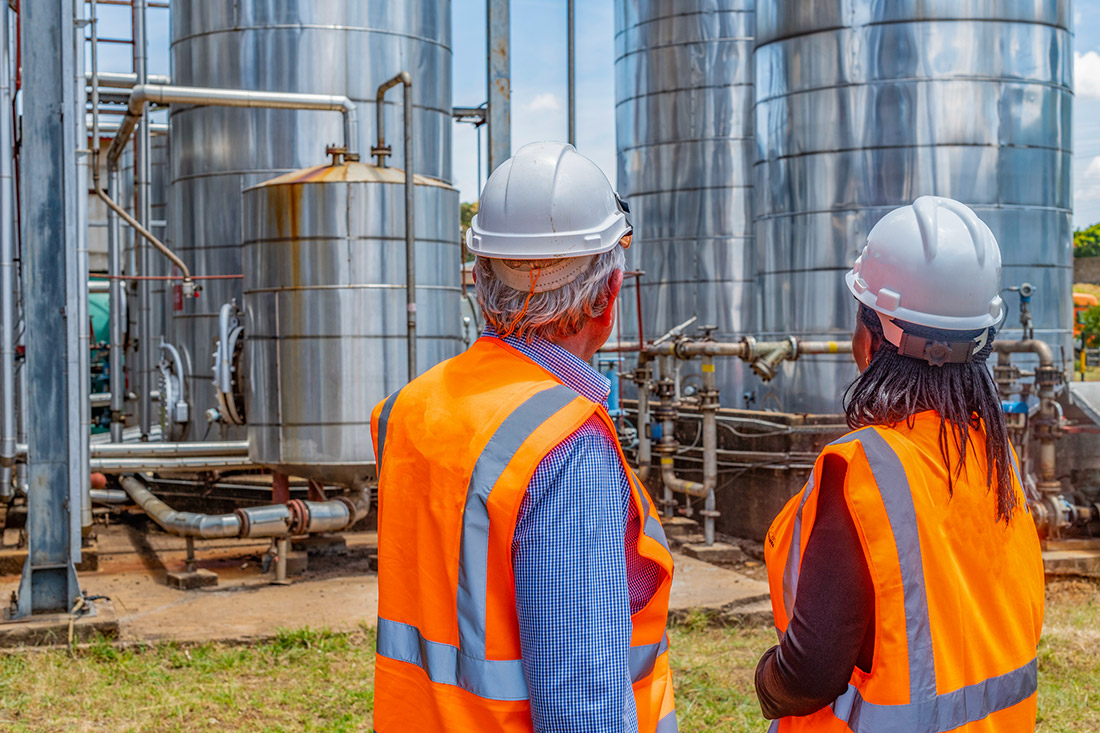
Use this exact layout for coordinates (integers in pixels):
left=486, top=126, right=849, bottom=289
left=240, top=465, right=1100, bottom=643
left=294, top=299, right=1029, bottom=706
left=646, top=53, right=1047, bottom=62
left=74, top=0, right=92, bottom=529
left=0, top=2, right=15, bottom=497
left=701, top=356, right=718, bottom=546
left=566, top=0, right=575, bottom=146
left=108, top=166, right=124, bottom=441
left=403, top=80, right=416, bottom=383
left=16, top=0, right=83, bottom=616
left=659, top=355, right=675, bottom=517
left=132, top=0, right=152, bottom=439
left=486, top=0, right=511, bottom=172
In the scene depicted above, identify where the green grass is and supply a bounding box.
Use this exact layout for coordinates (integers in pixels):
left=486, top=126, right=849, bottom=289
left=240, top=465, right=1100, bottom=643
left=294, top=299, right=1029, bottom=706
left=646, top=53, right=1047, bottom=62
left=0, top=584, right=1095, bottom=731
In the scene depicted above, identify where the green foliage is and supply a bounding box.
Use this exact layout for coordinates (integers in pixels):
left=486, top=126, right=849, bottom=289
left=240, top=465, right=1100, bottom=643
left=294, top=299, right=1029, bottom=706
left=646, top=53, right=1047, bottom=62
left=460, top=201, right=478, bottom=262
left=1074, top=223, right=1100, bottom=258
left=1080, top=305, right=1100, bottom=348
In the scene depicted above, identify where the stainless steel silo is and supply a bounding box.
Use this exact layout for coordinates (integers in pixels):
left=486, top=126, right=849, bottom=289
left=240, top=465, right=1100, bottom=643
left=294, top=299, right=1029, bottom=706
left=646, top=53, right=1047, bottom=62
left=170, top=1, right=452, bottom=435
left=614, top=0, right=756, bottom=406
left=754, top=0, right=1073, bottom=413
left=242, top=161, right=460, bottom=486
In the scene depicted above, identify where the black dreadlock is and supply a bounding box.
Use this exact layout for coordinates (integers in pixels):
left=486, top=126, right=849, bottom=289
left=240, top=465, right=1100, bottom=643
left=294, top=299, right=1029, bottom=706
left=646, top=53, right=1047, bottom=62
left=843, top=304, right=1018, bottom=523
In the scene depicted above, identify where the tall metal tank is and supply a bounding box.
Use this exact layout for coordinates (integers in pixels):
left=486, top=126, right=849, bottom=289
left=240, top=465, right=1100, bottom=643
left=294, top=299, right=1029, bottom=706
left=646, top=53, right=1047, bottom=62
left=170, top=1, right=452, bottom=435
left=614, top=0, right=756, bottom=405
left=242, top=160, right=460, bottom=486
left=754, top=1, right=1073, bottom=413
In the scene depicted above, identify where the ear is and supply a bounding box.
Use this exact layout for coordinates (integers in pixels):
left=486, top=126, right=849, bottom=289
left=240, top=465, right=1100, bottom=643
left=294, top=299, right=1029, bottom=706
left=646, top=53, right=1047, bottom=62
left=594, top=269, right=624, bottom=328
left=853, top=320, right=874, bottom=373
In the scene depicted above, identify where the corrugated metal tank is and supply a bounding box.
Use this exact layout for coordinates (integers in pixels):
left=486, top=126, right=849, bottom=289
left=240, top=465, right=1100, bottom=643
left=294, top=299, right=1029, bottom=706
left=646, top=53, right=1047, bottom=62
left=754, top=0, right=1073, bottom=413
left=242, top=162, right=459, bottom=486
left=169, top=0, right=452, bottom=436
left=614, top=0, right=756, bottom=405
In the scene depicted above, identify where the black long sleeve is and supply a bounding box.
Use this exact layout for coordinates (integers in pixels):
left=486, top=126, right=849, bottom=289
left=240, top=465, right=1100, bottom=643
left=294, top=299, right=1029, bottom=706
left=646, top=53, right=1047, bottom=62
left=754, top=454, right=876, bottom=720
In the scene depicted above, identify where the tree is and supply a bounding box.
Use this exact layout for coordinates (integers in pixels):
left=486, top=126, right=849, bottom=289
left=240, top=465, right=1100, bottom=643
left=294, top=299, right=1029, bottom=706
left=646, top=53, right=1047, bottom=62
left=1081, top=306, right=1100, bottom=349
left=460, top=201, right=478, bottom=262
left=1074, top=222, right=1100, bottom=258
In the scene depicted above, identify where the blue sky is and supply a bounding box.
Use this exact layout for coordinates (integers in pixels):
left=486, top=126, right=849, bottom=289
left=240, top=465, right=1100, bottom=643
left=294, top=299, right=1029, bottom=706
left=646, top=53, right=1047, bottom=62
left=95, top=0, right=1100, bottom=227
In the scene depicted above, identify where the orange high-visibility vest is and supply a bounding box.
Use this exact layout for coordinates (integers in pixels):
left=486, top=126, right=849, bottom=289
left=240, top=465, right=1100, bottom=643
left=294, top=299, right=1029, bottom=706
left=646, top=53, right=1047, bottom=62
left=764, top=413, right=1044, bottom=732
left=370, top=336, right=677, bottom=732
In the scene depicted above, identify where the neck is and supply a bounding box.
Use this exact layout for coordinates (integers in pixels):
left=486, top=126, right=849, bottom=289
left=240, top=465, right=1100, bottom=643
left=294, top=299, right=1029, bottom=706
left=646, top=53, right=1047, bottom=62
left=547, top=323, right=607, bottom=362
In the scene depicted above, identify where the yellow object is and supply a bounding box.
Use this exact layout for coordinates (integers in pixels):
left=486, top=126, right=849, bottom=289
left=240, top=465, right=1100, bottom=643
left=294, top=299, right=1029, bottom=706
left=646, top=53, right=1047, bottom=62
left=701, top=364, right=715, bottom=373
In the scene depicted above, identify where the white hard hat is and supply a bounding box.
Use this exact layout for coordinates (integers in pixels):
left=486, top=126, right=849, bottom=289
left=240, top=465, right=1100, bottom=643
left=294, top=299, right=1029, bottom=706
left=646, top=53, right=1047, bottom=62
left=845, top=196, right=1004, bottom=364
left=466, top=141, right=631, bottom=261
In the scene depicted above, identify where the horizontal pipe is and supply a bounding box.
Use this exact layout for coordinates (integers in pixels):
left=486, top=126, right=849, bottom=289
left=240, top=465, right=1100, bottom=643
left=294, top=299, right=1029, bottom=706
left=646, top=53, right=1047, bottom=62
left=600, top=338, right=852, bottom=359
left=90, top=488, right=130, bottom=504
left=119, top=475, right=370, bottom=540
left=90, top=455, right=256, bottom=473
left=84, top=71, right=169, bottom=88
left=90, top=440, right=248, bottom=458
left=993, top=339, right=1055, bottom=368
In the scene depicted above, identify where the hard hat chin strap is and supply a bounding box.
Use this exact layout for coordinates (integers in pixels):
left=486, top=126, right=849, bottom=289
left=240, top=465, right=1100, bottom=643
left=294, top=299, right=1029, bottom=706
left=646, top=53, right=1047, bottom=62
left=877, top=313, right=991, bottom=367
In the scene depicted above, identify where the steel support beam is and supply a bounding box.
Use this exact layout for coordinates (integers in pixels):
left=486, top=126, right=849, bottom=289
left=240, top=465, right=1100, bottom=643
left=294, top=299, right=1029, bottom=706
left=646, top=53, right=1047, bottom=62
left=486, top=0, right=511, bottom=173
left=132, top=0, right=154, bottom=440
left=16, top=0, right=83, bottom=617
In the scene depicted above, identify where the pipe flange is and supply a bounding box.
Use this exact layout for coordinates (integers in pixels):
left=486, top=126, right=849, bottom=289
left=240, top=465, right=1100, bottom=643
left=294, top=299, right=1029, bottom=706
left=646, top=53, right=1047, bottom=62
left=233, top=507, right=251, bottom=537
left=739, top=335, right=757, bottom=362
left=287, top=498, right=310, bottom=536
left=698, top=509, right=720, bottom=519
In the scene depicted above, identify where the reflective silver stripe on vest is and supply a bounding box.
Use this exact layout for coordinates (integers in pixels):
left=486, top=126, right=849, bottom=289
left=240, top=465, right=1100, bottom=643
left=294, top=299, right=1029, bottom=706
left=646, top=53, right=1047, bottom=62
left=831, top=657, right=1037, bottom=733
left=375, top=390, right=401, bottom=469
left=456, top=384, right=581, bottom=659
left=633, top=475, right=672, bottom=554
left=377, top=618, right=674, bottom=701
left=783, top=431, right=866, bottom=620
left=656, top=709, right=679, bottom=733
left=629, top=633, right=669, bottom=683
left=376, top=617, right=530, bottom=701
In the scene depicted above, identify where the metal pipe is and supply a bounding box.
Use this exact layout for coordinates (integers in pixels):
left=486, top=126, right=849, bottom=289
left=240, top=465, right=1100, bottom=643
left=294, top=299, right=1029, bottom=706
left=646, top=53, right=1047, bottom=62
left=89, top=488, right=129, bottom=504
left=75, top=0, right=93, bottom=527
left=84, top=70, right=169, bottom=88
left=90, top=440, right=248, bottom=458
left=107, top=85, right=360, bottom=167
left=107, top=166, right=125, bottom=441
left=993, top=339, right=1060, bottom=489
left=90, top=455, right=256, bottom=473
left=120, top=474, right=243, bottom=539
left=634, top=360, right=652, bottom=483
left=133, top=0, right=153, bottom=440
left=119, top=475, right=369, bottom=539
left=0, top=2, right=14, bottom=487
left=700, top=355, right=718, bottom=545
left=373, top=72, right=417, bottom=382
left=567, top=0, right=575, bottom=146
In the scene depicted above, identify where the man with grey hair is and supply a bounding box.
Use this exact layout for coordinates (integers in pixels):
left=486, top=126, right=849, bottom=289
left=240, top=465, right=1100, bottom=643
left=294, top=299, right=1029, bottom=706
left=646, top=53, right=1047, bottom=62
left=371, top=142, right=677, bottom=733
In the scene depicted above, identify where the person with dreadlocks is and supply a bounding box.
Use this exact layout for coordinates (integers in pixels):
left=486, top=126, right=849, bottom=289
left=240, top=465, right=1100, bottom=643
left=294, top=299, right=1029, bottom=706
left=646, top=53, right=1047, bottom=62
left=754, top=196, right=1045, bottom=732
left=370, top=142, right=676, bottom=732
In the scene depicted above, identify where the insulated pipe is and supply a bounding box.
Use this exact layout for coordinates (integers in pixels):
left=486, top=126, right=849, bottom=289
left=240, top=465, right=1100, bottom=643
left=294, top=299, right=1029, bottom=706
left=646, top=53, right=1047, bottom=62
left=119, top=475, right=369, bottom=539
left=90, top=440, right=248, bottom=458
left=108, top=85, right=360, bottom=166
left=133, top=0, right=152, bottom=440
left=107, top=166, right=125, bottom=441
left=0, top=2, right=14, bottom=489
left=90, top=455, right=256, bottom=473
left=373, top=72, right=417, bottom=383
left=76, top=0, right=93, bottom=526
left=90, top=488, right=129, bottom=504
left=84, top=70, right=170, bottom=88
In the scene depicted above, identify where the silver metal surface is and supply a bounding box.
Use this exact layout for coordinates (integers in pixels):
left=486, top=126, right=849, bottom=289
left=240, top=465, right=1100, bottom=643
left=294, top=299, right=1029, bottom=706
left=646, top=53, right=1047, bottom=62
left=242, top=162, right=460, bottom=487
left=75, top=0, right=92, bottom=528
left=0, top=2, right=15, bottom=491
left=134, top=0, right=154, bottom=440
left=614, top=0, right=756, bottom=407
left=487, top=0, right=510, bottom=172
left=17, top=0, right=82, bottom=616
left=754, top=1, right=1073, bottom=413
left=91, top=440, right=247, bottom=458
left=120, top=474, right=243, bottom=539
left=170, top=1, right=453, bottom=432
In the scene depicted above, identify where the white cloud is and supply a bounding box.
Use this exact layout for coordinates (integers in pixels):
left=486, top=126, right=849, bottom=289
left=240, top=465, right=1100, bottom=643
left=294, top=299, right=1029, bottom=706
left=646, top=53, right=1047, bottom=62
left=524, top=93, right=563, bottom=112
left=1076, top=51, right=1100, bottom=100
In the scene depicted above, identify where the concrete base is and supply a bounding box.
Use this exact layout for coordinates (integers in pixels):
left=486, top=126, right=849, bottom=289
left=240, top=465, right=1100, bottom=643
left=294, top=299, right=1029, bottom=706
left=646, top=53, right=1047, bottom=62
left=681, top=541, right=746, bottom=564
left=0, top=541, right=98, bottom=575
left=661, top=516, right=701, bottom=539
left=292, top=534, right=347, bottom=556
left=166, top=568, right=219, bottom=590
left=286, top=551, right=309, bottom=576
left=0, top=600, right=119, bottom=647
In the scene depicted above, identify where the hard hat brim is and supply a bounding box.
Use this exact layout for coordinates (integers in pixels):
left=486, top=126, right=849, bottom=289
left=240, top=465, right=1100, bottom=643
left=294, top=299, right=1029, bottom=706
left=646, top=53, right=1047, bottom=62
left=845, top=269, right=1004, bottom=332
left=466, top=211, right=630, bottom=260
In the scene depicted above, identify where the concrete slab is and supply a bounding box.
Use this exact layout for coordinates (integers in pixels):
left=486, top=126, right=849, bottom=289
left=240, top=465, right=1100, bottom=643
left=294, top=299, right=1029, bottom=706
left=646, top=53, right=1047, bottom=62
left=668, top=553, right=770, bottom=615
left=682, top=542, right=746, bottom=564
left=166, top=569, right=219, bottom=590
left=661, top=517, right=701, bottom=539
left=1043, top=549, right=1100, bottom=577
left=0, top=599, right=119, bottom=647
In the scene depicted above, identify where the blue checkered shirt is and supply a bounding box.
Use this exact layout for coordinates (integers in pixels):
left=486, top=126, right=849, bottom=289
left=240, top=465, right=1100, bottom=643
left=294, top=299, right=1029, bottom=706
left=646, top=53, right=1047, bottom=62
left=484, top=329, right=662, bottom=733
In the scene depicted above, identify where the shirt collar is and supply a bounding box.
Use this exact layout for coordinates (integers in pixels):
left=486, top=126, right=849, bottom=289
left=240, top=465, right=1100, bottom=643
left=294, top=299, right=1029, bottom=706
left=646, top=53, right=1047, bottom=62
left=483, top=327, right=610, bottom=407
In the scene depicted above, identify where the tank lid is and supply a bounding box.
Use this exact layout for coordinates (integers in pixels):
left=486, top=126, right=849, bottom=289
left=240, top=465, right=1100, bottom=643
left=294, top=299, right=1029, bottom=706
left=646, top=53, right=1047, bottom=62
left=248, top=161, right=453, bottom=191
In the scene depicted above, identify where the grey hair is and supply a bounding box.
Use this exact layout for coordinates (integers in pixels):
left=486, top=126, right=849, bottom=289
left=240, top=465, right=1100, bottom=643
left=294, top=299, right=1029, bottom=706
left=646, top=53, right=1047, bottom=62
left=475, top=245, right=626, bottom=341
